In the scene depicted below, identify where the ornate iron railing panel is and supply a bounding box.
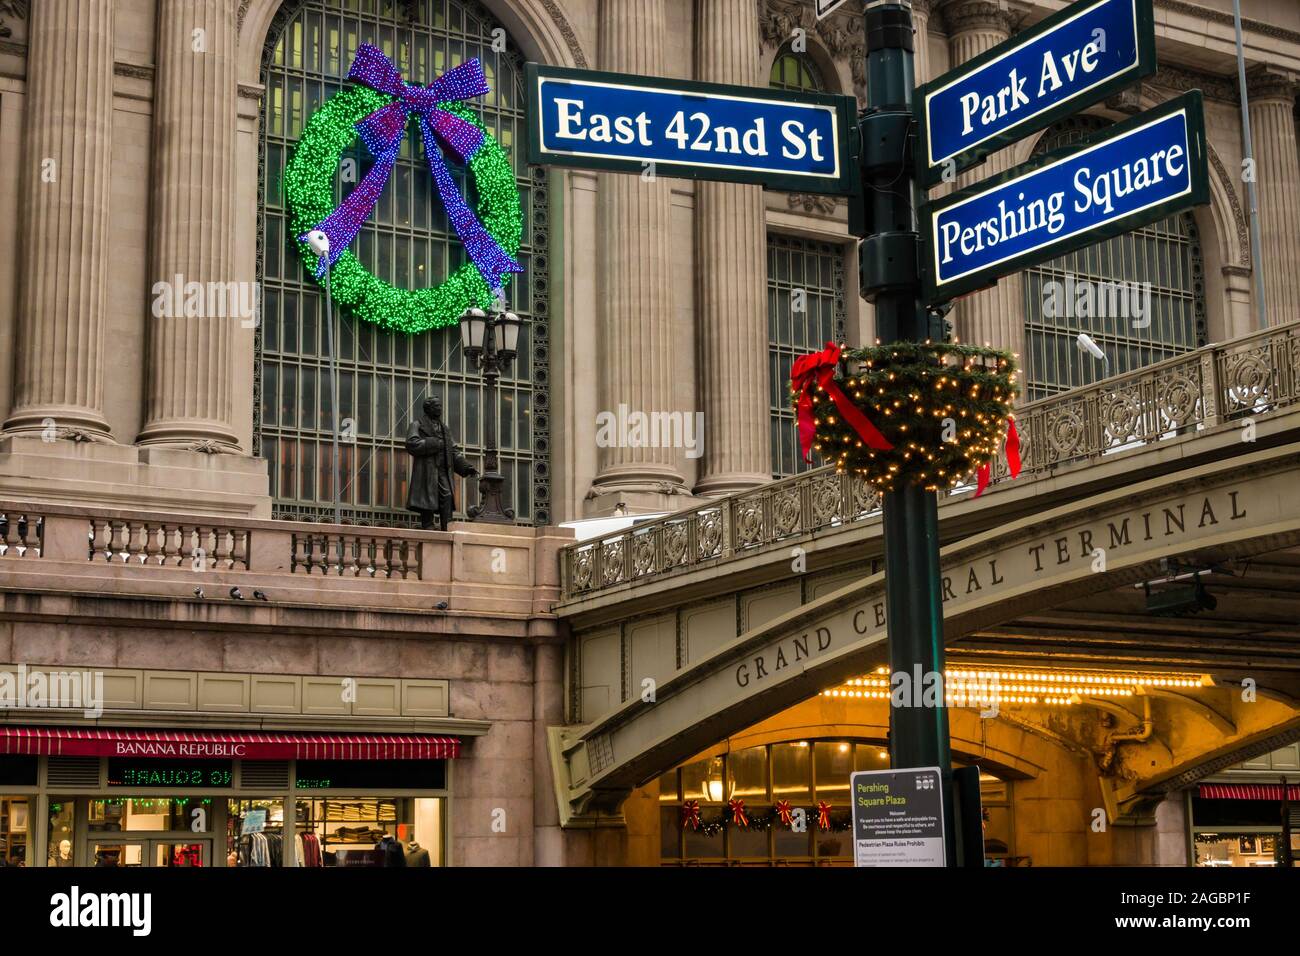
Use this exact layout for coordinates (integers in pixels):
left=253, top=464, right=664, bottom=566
left=560, top=322, right=1300, bottom=600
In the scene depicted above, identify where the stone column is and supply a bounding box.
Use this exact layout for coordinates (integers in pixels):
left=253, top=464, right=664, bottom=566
left=590, top=0, right=686, bottom=496
left=912, top=0, right=934, bottom=85
left=137, top=0, right=241, bottom=449
left=4, top=0, right=115, bottom=438
left=943, top=0, right=1024, bottom=358
left=1248, top=68, right=1300, bottom=327
left=693, top=0, right=771, bottom=495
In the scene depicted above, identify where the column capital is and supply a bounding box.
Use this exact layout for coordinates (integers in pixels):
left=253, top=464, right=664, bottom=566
left=941, top=0, right=1016, bottom=38
left=1247, top=65, right=1300, bottom=105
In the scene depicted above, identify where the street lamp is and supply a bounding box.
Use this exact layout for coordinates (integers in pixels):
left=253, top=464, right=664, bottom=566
left=458, top=302, right=523, bottom=523
left=1076, top=332, right=1111, bottom=380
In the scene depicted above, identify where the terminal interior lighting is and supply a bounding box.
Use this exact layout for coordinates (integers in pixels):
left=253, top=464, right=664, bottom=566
left=821, top=665, right=1212, bottom=709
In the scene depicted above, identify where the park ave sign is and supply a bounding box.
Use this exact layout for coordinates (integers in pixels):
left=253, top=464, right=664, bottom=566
left=917, top=0, right=1156, bottom=184
left=565, top=444, right=1300, bottom=798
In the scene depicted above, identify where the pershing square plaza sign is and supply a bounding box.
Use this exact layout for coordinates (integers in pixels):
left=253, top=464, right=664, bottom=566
left=851, top=768, right=948, bottom=867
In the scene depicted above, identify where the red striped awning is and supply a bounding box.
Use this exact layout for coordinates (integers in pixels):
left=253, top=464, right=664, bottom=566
left=0, top=727, right=459, bottom=761
left=1198, top=783, right=1300, bottom=801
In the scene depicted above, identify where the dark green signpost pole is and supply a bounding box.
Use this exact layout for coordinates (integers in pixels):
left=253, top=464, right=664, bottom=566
left=858, top=0, right=957, bottom=864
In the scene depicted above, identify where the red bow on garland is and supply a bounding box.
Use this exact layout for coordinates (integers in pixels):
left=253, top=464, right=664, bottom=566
left=680, top=800, right=701, bottom=831
left=973, top=416, right=1022, bottom=497
left=728, top=798, right=750, bottom=828
left=792, top=343, right=893, bottom=463
left=817, top=801, right=833, bottom=832
left=775, top=800, right=794, bottom=828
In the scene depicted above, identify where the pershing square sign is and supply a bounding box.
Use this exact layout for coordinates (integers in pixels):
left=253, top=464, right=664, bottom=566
left=923, top=91, right=1208, bottom=302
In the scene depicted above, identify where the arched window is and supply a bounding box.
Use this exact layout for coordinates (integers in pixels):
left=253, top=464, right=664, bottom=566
left=257, top=0, right=549, bottom=526
left=1020, top=116, right=1206, bottom=401
left=769, top=44, right=824, bottom=94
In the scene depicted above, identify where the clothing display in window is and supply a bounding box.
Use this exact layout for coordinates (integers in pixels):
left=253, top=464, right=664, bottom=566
left=404, top=842, right=431, bottom=867
left=298, top=831, right=323, bottom=868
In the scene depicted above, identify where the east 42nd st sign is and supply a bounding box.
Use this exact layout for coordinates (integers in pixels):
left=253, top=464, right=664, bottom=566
left=526, top=63, right=857, bottom=195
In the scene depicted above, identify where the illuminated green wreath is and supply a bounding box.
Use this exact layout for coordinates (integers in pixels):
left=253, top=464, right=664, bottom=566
left=284, top=45, right=523, bottom=334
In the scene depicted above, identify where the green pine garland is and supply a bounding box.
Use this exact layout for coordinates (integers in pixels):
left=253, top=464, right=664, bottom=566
left=796, top=341, right=1019, bottom=491
left=284, top=85, right=523, bottom=334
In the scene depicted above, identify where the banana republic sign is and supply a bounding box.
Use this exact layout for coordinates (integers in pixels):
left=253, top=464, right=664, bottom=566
left=733, top=485, right=1251, bottom=691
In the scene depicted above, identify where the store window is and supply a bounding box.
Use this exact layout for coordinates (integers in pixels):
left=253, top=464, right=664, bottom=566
left=768, top=236, right=847, bottom=477
left=23, top=752, right=449, bottom=867
left=1191, top=744, right=1300, bottom=867
left=659, top=739, right=866, bottom=865
left=258, top=0, right=548, bottom=526
left=0, top=797, right=29, bottom=866
left=1, top=756, right=37, bottom=867
left=1020, top=116, right=1206, bottom=401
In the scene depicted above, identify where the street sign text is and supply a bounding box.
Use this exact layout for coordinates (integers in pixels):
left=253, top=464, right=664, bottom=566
left=918, top=0, right=1155, bottom=185
left=923, top=92, right=1208, bottom=302
left=527, top=64, right=855, bottom=194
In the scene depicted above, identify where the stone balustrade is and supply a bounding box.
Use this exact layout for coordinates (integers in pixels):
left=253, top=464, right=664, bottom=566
left=561, top=321, right=1300, bottom=600
left=0, top=502, right=573, bottom=617
left=0, top=512, right=43, bottom=558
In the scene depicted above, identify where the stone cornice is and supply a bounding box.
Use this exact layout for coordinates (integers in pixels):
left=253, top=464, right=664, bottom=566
left=1155, top=0, right=1300, bottom=48
left=1148, top=63, right=1240, bottom=103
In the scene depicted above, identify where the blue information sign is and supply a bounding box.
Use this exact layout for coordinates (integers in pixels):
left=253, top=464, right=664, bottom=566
left=917, top=0, right=1156, bottom=185
left=923, top=92, right=1208, bottom=302
left=526, top=64, right=856, bottom=195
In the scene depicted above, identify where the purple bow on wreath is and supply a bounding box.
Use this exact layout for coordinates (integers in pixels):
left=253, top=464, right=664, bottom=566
left=300, top=44, right=522, bottom=292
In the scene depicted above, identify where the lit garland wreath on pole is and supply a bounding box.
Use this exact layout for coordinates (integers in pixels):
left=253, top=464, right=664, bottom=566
left=284, top=44, right=523, bottom=334
left=792, top=342, right=1021, bottom=493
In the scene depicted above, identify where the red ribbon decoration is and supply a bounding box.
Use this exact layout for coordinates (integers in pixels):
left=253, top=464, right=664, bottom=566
left=680, top=800, right=701, bottom=832
left=974, top=416, right=1022, bottom=498
left=817, top=801, right=833, bottom=831
left=791, top=343, right=893, bottom=463
left=728, top=798, right=750, bottom=828
left=775, top=800, right=794, bottom=828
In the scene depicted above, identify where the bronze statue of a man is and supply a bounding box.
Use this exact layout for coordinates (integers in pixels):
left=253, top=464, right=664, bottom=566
left=406, top=396, right=478, bottom=530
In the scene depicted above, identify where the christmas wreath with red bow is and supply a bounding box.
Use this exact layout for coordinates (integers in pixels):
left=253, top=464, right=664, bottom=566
left=791, top=341, right=1020, bottom=493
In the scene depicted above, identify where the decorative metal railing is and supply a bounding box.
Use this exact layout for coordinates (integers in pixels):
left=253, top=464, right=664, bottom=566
left=560, top=321, right=1300, bottom=600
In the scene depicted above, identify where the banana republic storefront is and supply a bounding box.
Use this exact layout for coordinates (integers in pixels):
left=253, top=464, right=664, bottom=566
left=0, top=729, right=455, bottom=868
